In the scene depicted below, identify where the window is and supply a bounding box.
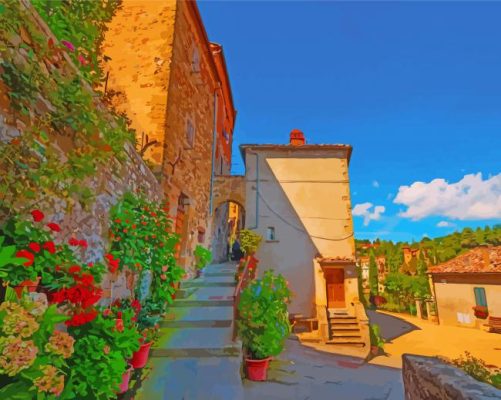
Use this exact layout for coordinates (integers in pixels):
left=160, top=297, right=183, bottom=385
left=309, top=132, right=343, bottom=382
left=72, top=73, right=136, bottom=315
left=186, top=118, right=195, bottom=148
left=474, top=287, right=487, bottom=307
left=266, top=227, right=276, bottom=241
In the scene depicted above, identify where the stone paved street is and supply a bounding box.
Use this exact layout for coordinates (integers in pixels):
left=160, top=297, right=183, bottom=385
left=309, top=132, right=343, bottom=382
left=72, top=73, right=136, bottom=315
left=243, top=337, right=404, bottom=400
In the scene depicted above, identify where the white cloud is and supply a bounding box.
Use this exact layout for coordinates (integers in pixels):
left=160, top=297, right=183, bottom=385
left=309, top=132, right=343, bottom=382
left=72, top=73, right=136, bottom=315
left=372, top=180, right=380, bottom=188
left=394, top=173, right=501, bottom=221
left=437, top=221, right=455, bottom=228
left=352, top=202, right=386, bottom=226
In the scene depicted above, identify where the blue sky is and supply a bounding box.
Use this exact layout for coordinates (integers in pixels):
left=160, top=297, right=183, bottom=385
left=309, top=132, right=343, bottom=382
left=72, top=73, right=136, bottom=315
left=198, top=1, right=501, bottom=242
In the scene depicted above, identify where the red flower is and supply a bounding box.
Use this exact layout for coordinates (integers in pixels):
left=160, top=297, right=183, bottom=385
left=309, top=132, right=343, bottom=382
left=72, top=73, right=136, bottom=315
left=114, top=219, right=121, bottom=223
left=55, top=265, right=61, bottom=271
left=68, top=237, right=79, bottom=246
left=47, top=223, right=61, bottom=232
left=87, top=262, right=93, bottom=267
left=105, top=253, right=120, bottom=273
left=65, top=310, right=98, bottom=327
left=78, top=240, right=88, bottom=248
left=115, top=318, right=124, bottom=332
left=16, top=250, right=34, bottom=267
left=69, top=265, right=81, bottom=275
left=116, top=311, right=123, bottom=319
left=43, top=241, right=56, bottom=254
left=31, top=210, right=44, bottom=222
left=77, top=273, right=94, bottom=285
left=28, top=242, right=41, bottom=253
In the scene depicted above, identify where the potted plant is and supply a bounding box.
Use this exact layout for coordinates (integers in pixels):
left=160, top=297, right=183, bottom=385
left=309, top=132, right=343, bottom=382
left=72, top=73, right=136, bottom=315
left=369, top=324, right=385, bottom=356
left=131, top=325, right=160, bottom=368
left=118, top=364, right=133, bottom=394
left=472, top=305, right=489, bottom=319
left=193, top=244, right=211, bottom=278
left=237, top=270, right=292, bottom=381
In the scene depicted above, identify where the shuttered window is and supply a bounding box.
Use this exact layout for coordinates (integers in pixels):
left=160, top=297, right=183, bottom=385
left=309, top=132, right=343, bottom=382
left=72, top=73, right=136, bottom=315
left=474, top=287, right=487, bottom=307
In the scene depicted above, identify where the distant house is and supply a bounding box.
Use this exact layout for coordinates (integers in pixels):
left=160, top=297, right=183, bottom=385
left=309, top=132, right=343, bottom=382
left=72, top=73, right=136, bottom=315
left=428, top=246, right=501, bottom=328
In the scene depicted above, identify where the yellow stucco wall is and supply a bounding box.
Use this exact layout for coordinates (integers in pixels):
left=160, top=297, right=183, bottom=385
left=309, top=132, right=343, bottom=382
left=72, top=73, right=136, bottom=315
left=244, top=148, right=357, bottom=317
left=434, top=281, right=501, bottom=328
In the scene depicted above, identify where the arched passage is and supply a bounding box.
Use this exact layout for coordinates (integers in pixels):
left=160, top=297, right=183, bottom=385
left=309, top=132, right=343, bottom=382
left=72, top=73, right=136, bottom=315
left=211, top=176, right=246, bottom=262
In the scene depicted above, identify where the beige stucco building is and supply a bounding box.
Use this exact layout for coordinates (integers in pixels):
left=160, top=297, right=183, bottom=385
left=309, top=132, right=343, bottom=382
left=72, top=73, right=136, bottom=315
left=234, top=130, right=369, bottom=353
left=429, top=246, right=501, bottom=329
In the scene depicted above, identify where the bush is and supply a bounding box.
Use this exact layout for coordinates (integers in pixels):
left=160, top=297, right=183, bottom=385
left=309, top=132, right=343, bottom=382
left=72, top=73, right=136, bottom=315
left=369, top=324, right=384, bottom=350
left=237, top=270, right=291, bottom=360
left=194, top=245, right=212, bottom=270
left=239, top=230, right=262, bottom=255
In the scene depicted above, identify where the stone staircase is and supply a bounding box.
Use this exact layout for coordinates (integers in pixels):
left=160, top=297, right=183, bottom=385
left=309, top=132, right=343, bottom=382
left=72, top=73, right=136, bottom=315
left=326, top=308, right=366, bottom=348
left=136, top=262, right=243, bottom=400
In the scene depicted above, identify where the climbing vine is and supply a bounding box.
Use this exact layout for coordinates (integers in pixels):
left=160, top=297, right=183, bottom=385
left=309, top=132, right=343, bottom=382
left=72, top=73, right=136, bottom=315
left=0, top=1, right=134, bottom=217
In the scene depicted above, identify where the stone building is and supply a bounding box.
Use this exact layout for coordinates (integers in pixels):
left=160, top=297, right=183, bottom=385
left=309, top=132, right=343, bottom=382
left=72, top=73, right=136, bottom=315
left=102, top=0, right=236, bottom=271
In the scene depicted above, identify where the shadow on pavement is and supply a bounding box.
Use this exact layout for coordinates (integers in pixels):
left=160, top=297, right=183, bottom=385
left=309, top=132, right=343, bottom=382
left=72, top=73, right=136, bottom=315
left=367, top=310, right=421, bottom=342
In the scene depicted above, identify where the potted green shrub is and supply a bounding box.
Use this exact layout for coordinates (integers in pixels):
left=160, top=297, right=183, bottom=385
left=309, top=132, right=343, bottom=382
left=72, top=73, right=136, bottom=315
left=237, top=270, right=292, bottom=381
left=194, top=244, right=211, bottom=278
left=369, top=324, right=385, bottom=356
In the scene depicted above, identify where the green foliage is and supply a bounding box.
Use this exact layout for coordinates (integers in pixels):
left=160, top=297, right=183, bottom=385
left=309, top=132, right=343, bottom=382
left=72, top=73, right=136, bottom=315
left=369, top=324, right=384, bottom=350
left=237, top=270, right=292, bottom=360
left=64, top=307, right=140, bottom=399
left=368, top=250, right=378, bottom=296
left=239, top=229, right=262, bottom=255
left=383, top=272, right=430, bottom=311
left=452, top=352, right=499, bottom=388
left=194, top=245, right=212, bottom=270
left=109, top=193, right=184, bottom=313
left=0, top=1, right=134, bottom=216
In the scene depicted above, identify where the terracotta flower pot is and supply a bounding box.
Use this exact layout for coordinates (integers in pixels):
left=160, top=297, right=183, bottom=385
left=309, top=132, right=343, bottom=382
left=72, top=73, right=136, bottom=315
left=13, top=278, right=40, bottom=299
left=131, top=342, right=153, bottom=369
left=245, top=357, right=271, bottom=381
left=118, top=365, right=133, bottom=394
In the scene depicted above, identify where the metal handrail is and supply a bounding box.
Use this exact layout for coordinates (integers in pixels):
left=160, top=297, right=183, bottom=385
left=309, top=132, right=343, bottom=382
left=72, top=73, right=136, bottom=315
left=232, top=256, right=257, bottom=341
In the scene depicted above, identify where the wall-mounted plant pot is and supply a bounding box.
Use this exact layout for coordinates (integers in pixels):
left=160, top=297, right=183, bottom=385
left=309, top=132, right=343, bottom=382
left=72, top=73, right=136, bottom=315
left=245, top=357, right=271, bottom=381
left=118, top=365, right=133, bottom=394
left=131, top=342, right=152, bottom=369
left=13, top=277, right=40, bottom=299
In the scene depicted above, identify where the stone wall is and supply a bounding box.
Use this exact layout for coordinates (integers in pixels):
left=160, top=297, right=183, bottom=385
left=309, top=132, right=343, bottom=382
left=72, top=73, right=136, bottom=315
left=0, top=1, right=162, bottom=300
left=402, top=354, right=501, bottom=400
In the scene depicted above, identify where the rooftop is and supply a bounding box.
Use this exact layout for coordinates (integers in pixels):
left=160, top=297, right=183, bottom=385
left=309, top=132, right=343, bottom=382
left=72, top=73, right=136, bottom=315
left=428, top=246, right=501, bottom=274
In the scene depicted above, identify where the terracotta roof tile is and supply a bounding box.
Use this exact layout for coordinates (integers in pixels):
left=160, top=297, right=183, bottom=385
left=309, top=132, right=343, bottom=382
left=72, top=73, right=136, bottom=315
left=428, top=246, right=501, bottom=274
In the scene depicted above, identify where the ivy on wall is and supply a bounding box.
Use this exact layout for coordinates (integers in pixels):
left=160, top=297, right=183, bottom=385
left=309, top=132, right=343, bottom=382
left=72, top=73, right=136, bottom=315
left=0, top=1, right=134, bottom=218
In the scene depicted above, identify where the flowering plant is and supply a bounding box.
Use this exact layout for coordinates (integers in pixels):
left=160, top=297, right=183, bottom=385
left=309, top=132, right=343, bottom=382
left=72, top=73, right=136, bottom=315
left=0, top=298, right=73, bottom=398
left=194, top=244, right=212, bottom=271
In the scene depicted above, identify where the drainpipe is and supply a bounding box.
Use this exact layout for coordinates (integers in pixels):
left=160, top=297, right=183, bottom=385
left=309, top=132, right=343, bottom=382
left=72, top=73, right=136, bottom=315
left=246, top=150, right=259, bottom=230
left=209, top=87, right=219, bottom=216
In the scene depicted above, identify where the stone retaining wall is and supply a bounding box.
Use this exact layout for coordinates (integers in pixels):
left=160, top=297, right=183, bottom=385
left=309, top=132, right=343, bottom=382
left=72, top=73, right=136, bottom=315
left=402, top=354, right=501, bottom=400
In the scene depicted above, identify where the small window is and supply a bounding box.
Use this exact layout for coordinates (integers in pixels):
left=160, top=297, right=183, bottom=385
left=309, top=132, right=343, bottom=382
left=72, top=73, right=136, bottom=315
left=474, top=287, right=487, bottom=307
left=186, top=118, right=195, bottom=148
left=266, top=227, right=276, bottom=241
left=192, top=47, right=201, bottom=73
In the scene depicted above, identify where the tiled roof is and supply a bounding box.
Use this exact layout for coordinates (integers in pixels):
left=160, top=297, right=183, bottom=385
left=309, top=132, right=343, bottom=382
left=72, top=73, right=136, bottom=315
left=428, top=246, right=501, bottom=274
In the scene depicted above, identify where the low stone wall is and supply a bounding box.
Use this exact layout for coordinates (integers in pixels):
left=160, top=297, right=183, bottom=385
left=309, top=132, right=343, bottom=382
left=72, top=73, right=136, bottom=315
left=402, top=354, right=501, bottom=400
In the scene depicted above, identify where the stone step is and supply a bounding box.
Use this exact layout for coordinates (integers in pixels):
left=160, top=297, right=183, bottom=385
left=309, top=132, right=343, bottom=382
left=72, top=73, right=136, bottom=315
left=160, top=320, right=232, bottom=328
left=154, top=327, right=234, bottom=351
left=330, top=333, right=362, bottom=338
left=329, top=318, right=358, bottom=324
left=137, top=356, right=243, bottom=400
left=164, top=306, right=233, bottom=322
left=204, top=271, right=235, bottom=278
left=330, top=326, right=361, bottom=332
left=326, top=338, right=366, bottom=346
left=181, top=280, right=236, bottom=289
left=169, top=299, right=233, bottom=307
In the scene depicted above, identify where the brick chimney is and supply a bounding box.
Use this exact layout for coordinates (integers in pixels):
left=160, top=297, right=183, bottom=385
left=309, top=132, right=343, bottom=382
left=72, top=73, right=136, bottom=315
left=289, top=129, right=305, bottom=146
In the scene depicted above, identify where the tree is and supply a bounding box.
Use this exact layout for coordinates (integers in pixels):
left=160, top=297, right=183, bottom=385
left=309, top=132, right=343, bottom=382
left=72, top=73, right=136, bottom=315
left=416, top=250, right=428, bottom=276
left=369, top=250, right=378, bottom=296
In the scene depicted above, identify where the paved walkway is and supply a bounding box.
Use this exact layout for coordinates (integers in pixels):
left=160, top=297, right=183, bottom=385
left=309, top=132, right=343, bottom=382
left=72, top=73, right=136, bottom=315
left=135, top=262, right=244, bottom=400
left=367, top=310, right=501, bottom=369
left=243, top=337, right=404, bottom=400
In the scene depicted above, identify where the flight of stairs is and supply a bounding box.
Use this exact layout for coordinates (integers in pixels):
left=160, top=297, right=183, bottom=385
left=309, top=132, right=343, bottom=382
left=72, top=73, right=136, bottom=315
left=326, top=308, right=366, bottom=347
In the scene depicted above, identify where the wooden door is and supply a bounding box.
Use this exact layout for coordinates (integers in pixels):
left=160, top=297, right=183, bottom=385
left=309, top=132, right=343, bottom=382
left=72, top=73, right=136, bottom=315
left=327, top=269, right=345, bottom=308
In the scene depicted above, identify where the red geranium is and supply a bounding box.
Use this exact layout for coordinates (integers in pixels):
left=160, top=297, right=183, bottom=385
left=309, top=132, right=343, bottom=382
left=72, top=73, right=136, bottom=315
left=78, top=240, right=88, bottom=248
left=115, top=318, right=124, bottom=332
left=31, top=210, right=44, bottom=222
left=69, top=265, right=81, bottom=275
left=28, top=242, right=41, bottom=253
left=16, top=250, right=34, bottom=266
left=43, top=241, right=56, bottom=254
left=47, top=222, right=61, bottom=232
left=66, top=309, right=98, bottom=327
left=104, top=253, right=120, bottom=273
left=68, top=237, right=79, bottom=246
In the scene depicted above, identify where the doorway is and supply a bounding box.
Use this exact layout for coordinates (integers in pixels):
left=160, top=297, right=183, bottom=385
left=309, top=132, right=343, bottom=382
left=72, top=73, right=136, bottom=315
left=326, top=268, right=345, bottom=308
